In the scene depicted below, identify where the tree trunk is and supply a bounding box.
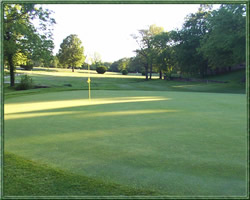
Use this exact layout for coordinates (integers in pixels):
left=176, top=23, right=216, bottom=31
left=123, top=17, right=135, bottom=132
left=8, top=54, right=15, bottom=87
left=149, top=62, right=152, bottom=79
left=72, top=66, right=74, bottom=72
left=159, top=70, right=162, bottom=79
left=200, top=68, right=204, bottom=79
left=145, top=63, right=148, bottom=80
left=215, top=67, right=219, bottom=75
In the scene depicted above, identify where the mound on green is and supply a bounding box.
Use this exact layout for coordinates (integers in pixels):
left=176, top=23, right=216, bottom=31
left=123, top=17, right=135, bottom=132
left=4, top=90, right=247, bottom=196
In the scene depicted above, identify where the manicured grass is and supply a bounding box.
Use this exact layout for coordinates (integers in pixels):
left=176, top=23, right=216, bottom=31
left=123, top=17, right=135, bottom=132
left=4, top=152, right=157, bottom=196
left=4, top=68, right=246, bottom=98
left=4, top=90, right=247, bottom=196
left=206, top=69, right=245, bottom=83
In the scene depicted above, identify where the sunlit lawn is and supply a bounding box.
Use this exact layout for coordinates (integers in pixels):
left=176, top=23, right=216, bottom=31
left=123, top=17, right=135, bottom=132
left=4, top=89, right=247, bottom=196
left=4, top=68, right=245, bottom=96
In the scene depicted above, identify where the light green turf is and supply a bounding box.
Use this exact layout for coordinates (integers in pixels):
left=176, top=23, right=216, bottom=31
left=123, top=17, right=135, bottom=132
left=4, top=90, right=247, bottom=196
left=4, top=68, right=245, bottom=96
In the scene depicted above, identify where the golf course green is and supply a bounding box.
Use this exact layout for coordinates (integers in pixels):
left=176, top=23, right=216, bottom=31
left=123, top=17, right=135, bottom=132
left=3, top=3, right=247, bottom=197
left=4, top=89, right=247, bottom=196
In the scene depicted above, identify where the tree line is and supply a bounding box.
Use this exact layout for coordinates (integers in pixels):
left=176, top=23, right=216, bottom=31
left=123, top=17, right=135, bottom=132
left=4, top=4, right=246, bottom=87
left=118, top=4, right=246, bottom=80
left=53, top=1, right=246, bottom=79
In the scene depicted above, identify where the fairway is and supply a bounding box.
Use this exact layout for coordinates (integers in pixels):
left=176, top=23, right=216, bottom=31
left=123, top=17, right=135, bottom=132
left=4, top=90, right=247, bottom=196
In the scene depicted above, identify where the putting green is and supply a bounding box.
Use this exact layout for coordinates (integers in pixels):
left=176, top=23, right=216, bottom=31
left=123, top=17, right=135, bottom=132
left=4, top=90, right=247, bottom=196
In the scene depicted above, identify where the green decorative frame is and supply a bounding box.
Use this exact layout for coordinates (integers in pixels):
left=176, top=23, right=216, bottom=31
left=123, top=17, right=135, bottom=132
left=0, top=1, right=249, bottom=199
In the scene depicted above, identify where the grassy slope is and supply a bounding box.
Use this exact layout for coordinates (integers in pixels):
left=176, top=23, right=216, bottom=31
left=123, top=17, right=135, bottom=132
left=4, top=90, right=247, bottom=196
left=206, top=69, right=246, bottom=82
left=4, top=152, right=157, bottom=196
left=4, top=68, right=246, bottom=99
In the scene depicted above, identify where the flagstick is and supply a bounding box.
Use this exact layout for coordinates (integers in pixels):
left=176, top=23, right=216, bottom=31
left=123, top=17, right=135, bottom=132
left=87, top=64, right=91, bottom=101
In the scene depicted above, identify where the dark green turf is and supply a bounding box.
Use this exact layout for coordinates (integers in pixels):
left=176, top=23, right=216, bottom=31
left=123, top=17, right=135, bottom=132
left=4, top=90, right=247, bottom=196
left=4, top=152, right=158, bottom=196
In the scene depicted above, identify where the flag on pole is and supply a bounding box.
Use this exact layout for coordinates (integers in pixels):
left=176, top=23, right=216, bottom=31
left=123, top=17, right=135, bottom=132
left=87, top=77, right=91, bottom=83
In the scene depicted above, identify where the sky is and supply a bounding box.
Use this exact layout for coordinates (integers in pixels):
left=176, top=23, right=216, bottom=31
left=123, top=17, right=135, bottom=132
left=42, top=4, right=219, bottom=63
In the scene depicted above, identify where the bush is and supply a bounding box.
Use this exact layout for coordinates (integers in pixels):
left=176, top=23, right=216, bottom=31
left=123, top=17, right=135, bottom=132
left=141, top=71, right=146, bottom=76
left=164, top=71, right=172, bottom=80
left=121, top=69, right=128, bottom=75
left=96, top=66, right=107, bottom=74
left=15, top=75, right=33, bottom=90
left=20, top=64, right=33, bottom=70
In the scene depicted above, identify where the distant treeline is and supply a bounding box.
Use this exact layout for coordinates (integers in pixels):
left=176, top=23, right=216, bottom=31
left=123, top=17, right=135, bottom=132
left=21, top=4, right=248, bottom=80
left=5, top=4, right=246, bottom=85
left=112, top=4, right=246, bottom=80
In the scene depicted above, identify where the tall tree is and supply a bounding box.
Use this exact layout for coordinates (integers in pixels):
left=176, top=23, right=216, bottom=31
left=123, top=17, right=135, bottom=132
left=90, top=52, right=102, bottom=70
left=109, top=60, right=120, bottom=72
left=117, top=58, right=130, bottom=71
left=171, top=5, right=211, bottom=78
left=152, top=31, right=175, bottom=79
left=109, top=58, right=130, bottom=72
left=132, top=24, right=164, bottom=80
left=147, top=25, right=164, bottom=79
left=127, top=57, right=143, bottom=73
left=57, top=34, right=85, bottom=72
left=198, top=4, right=246, bottom=73
left=4, top=4, right=55, bottom=86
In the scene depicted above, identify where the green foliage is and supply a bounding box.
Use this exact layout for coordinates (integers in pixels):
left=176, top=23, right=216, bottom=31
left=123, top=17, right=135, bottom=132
left=132, top=24, right=164, bottom=80
left=89, top=64, right=97, bottom=70
left=121, top=69, right=128, bottom=75
left=4, top=70, right=10, bottom=76
left=15, top=75, right=33, bottom=90
left=110, top=57, right=130, bottom=72
left=109, top=61, right=120, bottom=72
left=171, top=6, right=211, bottom=78
left=151, top=31, right=175, bottom=79
left=198, top=4, right=246, bottom=70
left=48, top=56, right=60, bottom=68
left=90, top=52, right=102, bottom=69
left=57, top=34, right=85, bottom=70
left=118, top=58, right=130, bottom=71
left=81, top=62, right=88, bottom=70
left=13, top=52, right=28, bottom=66
left=126, top=57, right=142, bottom=73
left=164, top=71, right=172, bottom=80
left=171, top=4, right=246, bottom=77
left=110, top=57, right=145, bottom=73
left=4, top=4, right=55, bottom=86
left=96, top=66, right=107, bottom=74
left=102, top=62, right=112, bottom=69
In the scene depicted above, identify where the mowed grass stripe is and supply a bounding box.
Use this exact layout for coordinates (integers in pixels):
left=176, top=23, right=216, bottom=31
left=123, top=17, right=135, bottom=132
left=4, top=90, right=247, bottom=196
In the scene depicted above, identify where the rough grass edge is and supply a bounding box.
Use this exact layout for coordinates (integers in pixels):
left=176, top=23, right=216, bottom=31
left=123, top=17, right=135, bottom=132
left=4, top=152, right=159, bottom=197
